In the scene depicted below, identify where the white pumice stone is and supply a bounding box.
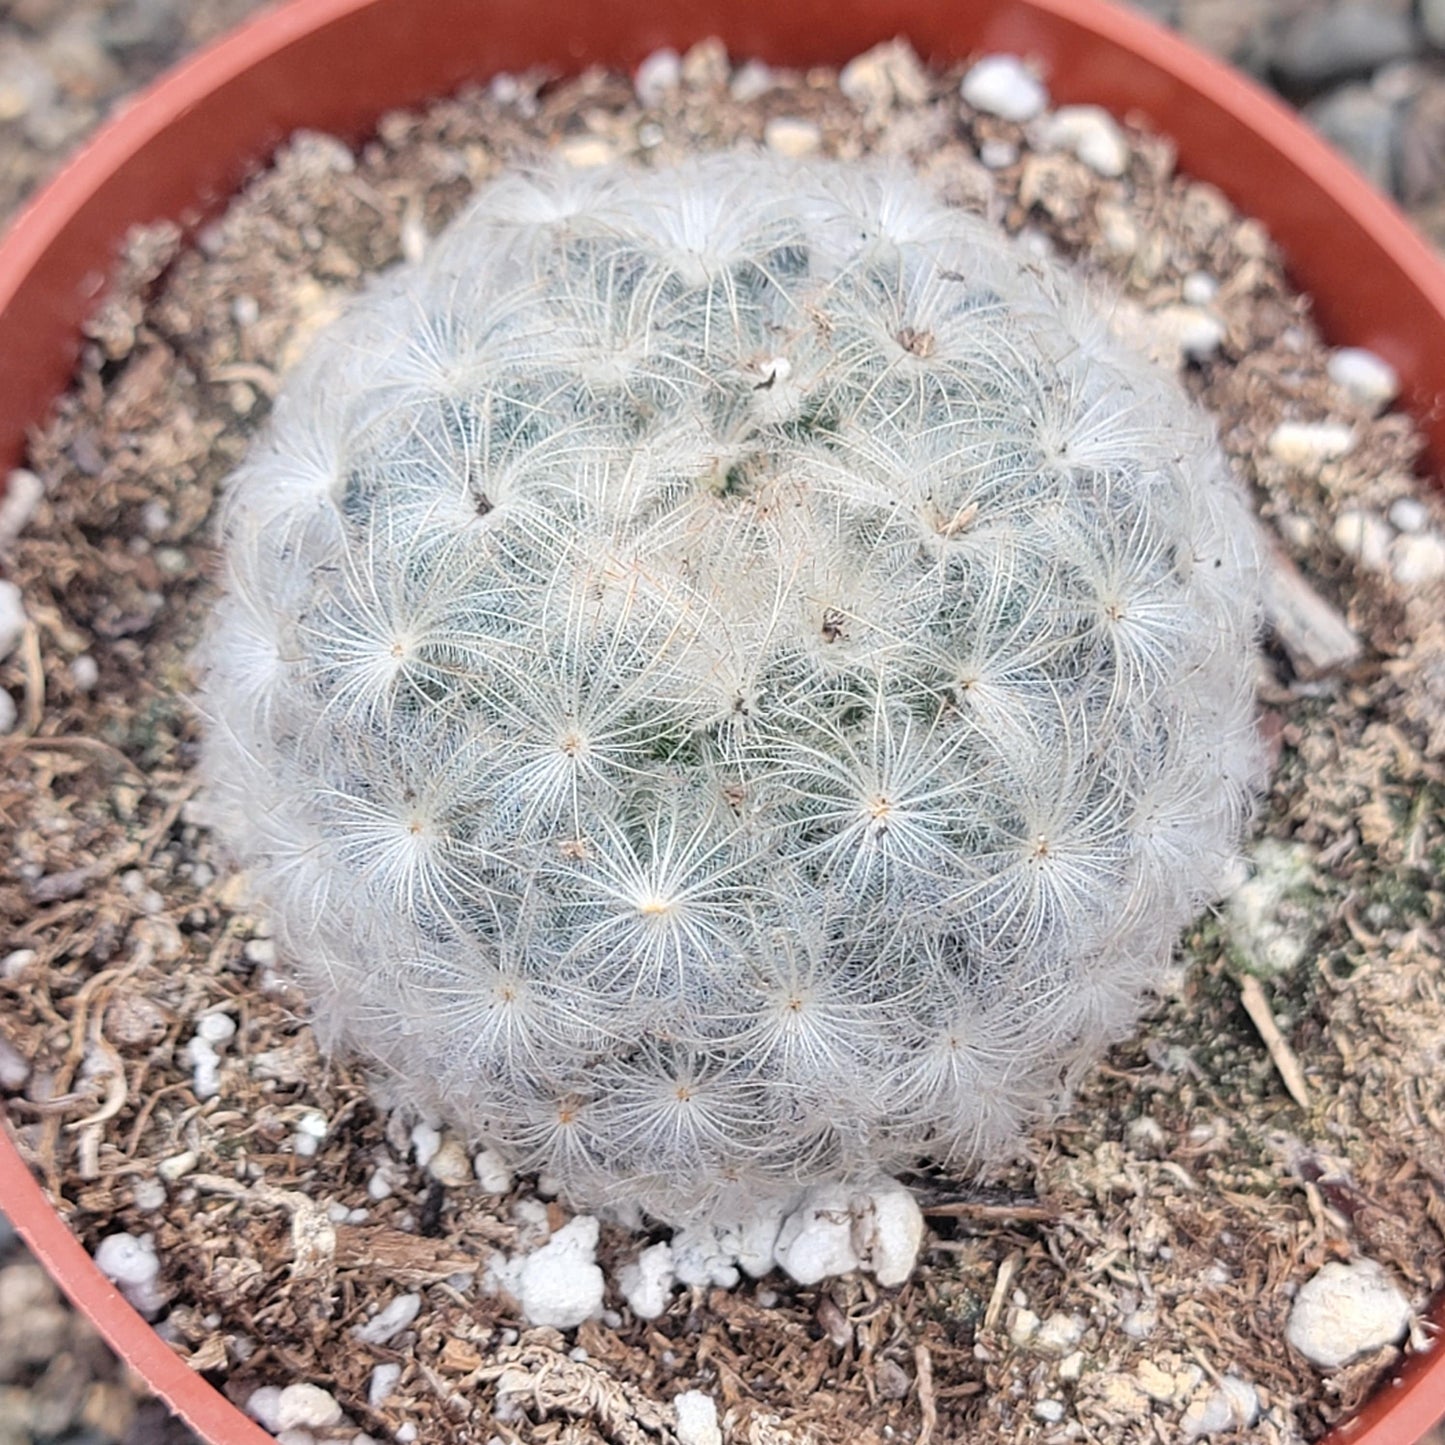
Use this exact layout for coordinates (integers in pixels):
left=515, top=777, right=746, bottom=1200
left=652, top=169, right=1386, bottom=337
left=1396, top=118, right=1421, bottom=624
left=426, top=1138, right=474, bottom=1187
left=774, top=1186, right=861, bottom=1285
left=1388, top=496, right=1429, bottom=534
left=0, top=468, right=43, bottom=550
left=1286, top=1258, right=1412, bottom=1368
left=186, top=1036, right=221, bottom=1101
left=1040, top=104, right=1129, bottom=177
left=1268, top=420, right=1357, bottom=468
left=409, top=1121, right=441, bottom=1168
left=0, top=579, right=25, bottom=661
left=634, top=48, right=682, bottom=107
left=763, top=117, right=822, bottom=157
left=514, top=1216, right=606, bottom=1329
left=353, top=1292, right=422, bottom=1346
left=93, top=1232, right=166, bottom=1318
left=1181, top=271, right=1219, bottom=305
left=961, top=55, right=1048, bottom=121
left=276, top=1382, right=344, bottom=1431
left=1333, top=509, right=1393, bottom=572
left=853, top=1182, right=925, bottom=1287
left=1181, top=1375, right=1260, bottom=1439
left=367, top=1362, right=403, bottom=1408
left=1391, top=531, right=1445, bottom=587
left=473, top=1148, right=514, bottom=1194
left=1327, top=346, right=1399, bottom=409
left=196, top=1011, right=237, bottom=1045
left=673, top=1390, right=723, bottom=1445
left=618, top=1241, right=676, bottom=1320
left=244, top=1386, right=284, bottom=1431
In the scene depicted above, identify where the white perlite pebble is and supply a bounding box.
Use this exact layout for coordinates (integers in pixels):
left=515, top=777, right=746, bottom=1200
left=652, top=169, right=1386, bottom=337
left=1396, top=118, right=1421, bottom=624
left=245, top=1386, right=284, bottom=1432
left=1034, top=1399, right=1067, bottom=1424
left=763, top=117, right=822, bottom=157
left=0, top=690, right=15, bottom=736
left=1040, top=104, right=1129, bottom=177
left=473, top=1148, right=514, bottom=1194
left=774, top=1186, right=860, bottom=1285
left=1181, top=1375, right=1260, bottom=1439
left=131, top=1178, right=167, bottom=1213
left=1268, top=420, right=1356, bottom=469
left=1327, top=346, right=1399, bottom=410
left=368, top=1362, right=402, bottom=1409
left=276, top=1382, right=344, bottom=1431
left=1333, top=510, right=1393, bottom=573
left=634, top=48, right=681, bottom=107
left=186, top=1036, right=221, bottom=1101
left=410, top=1120, right=442, bottom=1168
left=0, top=468, right=43, bottom=550
left=1391, top=532, right=1445, bottom=587
left=619, top=1242, right=677, bottom=1320
left=0, top=1037, right=22, bottom=1097
left=353, top=1292, right=422, bottom=1346
left=0, top=579, right=25, bottom=661
left=960, top=55, right=1048, bottom=122
left=514, top=1216, right=606, bottom=1329
left=1389, top=497, right=1429, bottom=534
left=1286, top=1258, right=1412, bottom=1368
left=426, top=1138, right=474, bottom=1187
left=1182, top=271, right=1219, bottom=306
left=839, top=39, right=929, bottom=112
left=852, top=1182, right=926, bottom=1287
left=93, top=1232, right=166, bottom=1318
left=674, top=1390, right=723, bottom=1445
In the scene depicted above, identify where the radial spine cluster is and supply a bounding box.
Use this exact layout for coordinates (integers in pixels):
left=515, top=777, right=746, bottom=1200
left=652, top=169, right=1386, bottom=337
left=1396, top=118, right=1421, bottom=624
left=199, top=153, right=1263, bottom=1221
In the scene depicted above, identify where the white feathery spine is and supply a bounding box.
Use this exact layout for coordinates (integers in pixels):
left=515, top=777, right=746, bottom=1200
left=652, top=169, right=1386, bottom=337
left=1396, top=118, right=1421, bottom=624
left=197, top=152, right=1265, bottom=1222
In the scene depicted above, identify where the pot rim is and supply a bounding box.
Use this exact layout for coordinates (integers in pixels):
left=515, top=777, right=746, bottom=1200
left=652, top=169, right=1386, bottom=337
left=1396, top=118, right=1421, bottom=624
left=1, top=1, right=1442, bottom=1441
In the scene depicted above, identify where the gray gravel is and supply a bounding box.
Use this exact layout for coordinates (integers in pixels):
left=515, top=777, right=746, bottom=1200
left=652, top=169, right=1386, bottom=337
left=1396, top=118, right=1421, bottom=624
left=3, top=1, right=1445, bottom=1443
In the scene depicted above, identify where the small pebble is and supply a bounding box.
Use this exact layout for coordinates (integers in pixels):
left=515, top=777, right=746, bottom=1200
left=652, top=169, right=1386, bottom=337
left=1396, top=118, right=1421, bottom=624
left=763, top=117, right=822, bottom=157
left=245, top=1386, right=284, bottom=1432
left=426, top=1138, right=474, bottom=1187
left=186, top=1035, right=221, bottom=1101
left=1333, top=509, right=1393, bottom=572
left=1041, top=104, right=1129, bottom=177
left=132, top=1178, right=167, bottom=1213
left=1009, top=1307, right=1041, bottom=1347
left=410, top=1120, right=442, bottom=1168
left=1388, top=497, right=1429, bottom=534
left=1181, top=1375, right=1260, bottom=1439
left=1328, top=346, right=1399, bottom=410
left=1268, top=420, right=1357, bottom=469
left=473, top=1148, right=514, bottom=1194
left=0, top=690, right=15, bottom=736
left=557, top=135, right=615, bottom=169
left=294, top=1110, right=328, bottom=1158
left=1391, top=531, right=1445, bottom=586
left=0, top=1036, right=30, bottom=1091
left=1033, top=1311, right=1086, bottom=1355
left=674, top=1390, right=723, bottom=1445
left=960, top=55, right=1048, bottom=122
left=69, top=654, right=99, bottom=691
left=618, top=1241, right=676, bottom=1321
left=838, top=39, right=929, bottom=112
left=367, top=1362, right=402, bottom=1408
left=1181, top=271, right=1219, bottom=305
left=1286, top=1258, right=1412, bottom=1368
left=729, top=59, right=774, bottom=102
left=353, top=1292, right=422, bottom=1346
left=0, top=468, right=43, bottom=549
left=979, top=138, right=1019, bottom=169
left=276, top=1382, right=343, bottom=1431
left=0, top=579, right=26, bottom=661
left=93, top=1232, right=166, bottom=1318
left=243, top=936, right=277, bottom=966
left=634, top=48, right=681, bottom=107
left=1034, top=1399, right=1067, bottom=1423
left=157, top=1149, right=197, bottom=1182
left=196, top=1011, right=237, bottom=1045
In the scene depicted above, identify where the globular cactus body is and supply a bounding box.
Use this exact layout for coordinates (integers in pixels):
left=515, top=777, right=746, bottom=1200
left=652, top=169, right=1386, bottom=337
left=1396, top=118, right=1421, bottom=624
left=199, top=153, right=1262, bottom=1221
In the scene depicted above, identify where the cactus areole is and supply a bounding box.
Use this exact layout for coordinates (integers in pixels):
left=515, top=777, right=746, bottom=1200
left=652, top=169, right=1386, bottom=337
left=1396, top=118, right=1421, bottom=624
left=198, top=154, right=1264, bottom=1221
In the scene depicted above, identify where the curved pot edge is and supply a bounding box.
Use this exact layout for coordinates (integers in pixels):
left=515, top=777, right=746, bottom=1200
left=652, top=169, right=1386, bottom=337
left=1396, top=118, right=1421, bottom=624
left=0, top=1, right=1442, bottom=1441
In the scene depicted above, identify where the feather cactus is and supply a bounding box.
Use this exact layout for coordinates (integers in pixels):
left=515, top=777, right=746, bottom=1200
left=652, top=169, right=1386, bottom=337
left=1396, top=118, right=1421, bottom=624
left=198, top=152, right=1263, bottom=1222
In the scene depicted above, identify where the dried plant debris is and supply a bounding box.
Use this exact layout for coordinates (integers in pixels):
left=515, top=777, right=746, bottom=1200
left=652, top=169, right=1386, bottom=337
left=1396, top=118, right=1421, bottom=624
left=2, top=38, right=1445, bottom=1445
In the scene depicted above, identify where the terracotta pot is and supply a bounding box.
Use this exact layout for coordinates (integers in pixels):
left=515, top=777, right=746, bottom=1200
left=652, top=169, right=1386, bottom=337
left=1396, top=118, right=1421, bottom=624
left=1, top=1, right=1442, bottom=1441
